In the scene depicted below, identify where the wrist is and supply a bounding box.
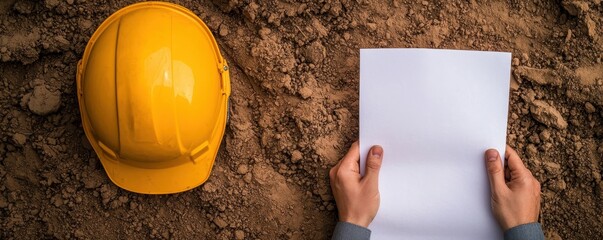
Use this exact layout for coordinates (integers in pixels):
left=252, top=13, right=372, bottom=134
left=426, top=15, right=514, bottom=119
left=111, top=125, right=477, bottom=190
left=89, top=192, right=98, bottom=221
left=502, top=219, right=538, bottom=231
left=340, top=216, right=370, bottom=228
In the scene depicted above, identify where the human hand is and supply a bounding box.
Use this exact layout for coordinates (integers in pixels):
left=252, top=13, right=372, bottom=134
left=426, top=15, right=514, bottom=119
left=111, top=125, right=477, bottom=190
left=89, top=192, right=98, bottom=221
left=329, top=141, right=383, bottom=228
left=485, top=146, right=541, bottom=231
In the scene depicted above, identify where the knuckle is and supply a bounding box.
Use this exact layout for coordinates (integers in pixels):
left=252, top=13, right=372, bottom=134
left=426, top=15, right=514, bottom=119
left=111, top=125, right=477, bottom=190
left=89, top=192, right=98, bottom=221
left=519, top=176, right=532, bottom=185
left=487, top=163, right=502, bottom=175
left=366, top=158, right=382, bottom=170
left=534, top=179, right=541, bottom=191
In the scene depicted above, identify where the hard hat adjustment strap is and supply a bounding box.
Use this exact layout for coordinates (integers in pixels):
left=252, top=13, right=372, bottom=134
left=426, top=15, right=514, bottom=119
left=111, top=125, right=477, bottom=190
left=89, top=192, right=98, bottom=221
left=219, top=62, right=231, bottom=96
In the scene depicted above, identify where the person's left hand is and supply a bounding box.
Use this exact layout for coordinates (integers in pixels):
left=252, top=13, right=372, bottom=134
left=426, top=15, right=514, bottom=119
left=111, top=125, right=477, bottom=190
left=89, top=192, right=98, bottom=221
left=329, top=141, right=383, bottom=228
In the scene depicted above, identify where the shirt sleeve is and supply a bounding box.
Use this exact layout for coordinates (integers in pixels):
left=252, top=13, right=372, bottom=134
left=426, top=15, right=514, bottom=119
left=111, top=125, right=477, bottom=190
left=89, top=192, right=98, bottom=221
left=504, top=222, right=545, bottom=240
left=331, top=222, right=371, bottom=240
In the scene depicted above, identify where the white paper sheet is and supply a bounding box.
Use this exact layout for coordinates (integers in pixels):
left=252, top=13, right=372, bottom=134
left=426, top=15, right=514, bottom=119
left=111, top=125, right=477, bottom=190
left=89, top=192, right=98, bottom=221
left=360, top=49, right=511, bottom=240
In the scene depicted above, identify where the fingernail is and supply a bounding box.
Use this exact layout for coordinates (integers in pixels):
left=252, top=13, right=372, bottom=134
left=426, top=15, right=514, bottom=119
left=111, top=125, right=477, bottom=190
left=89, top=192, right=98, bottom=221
left=486, top=149, right=498, bottom=161
left=371, top=145, right=383, bottom=158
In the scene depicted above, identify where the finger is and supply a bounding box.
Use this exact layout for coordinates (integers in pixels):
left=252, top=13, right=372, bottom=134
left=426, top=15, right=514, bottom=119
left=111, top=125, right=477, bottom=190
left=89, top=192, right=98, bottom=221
left=339, top=141, right=360, bottom=171
left=485, top=149, right=508, bottom=194
left=505, top=145, right=528, bottom=173
left=362, top=145, right=383, bottom=186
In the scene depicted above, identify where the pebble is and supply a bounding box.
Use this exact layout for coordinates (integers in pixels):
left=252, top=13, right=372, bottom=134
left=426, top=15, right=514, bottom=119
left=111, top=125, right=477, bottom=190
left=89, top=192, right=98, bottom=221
left=539, top=129, right=551, bottom=142
left=243, top=173, right=253, bottom=183
left=530, top=100, right=568, bottom=129
left=551, top=179, right=567, bottom=192
left=298, top=87, right=313, bottom=99
left=235, top=230, right=245, bottom=240
left=44, top=0, right=60, bottom=9
left=291, top=150, right=303, bottom=163
left=585, top=102, right=596, bottom=113
left=213, top=216, right=228, bottom=229
left=28, top=85, right=61, bottom=116
left=243, top=2, right=259, bottom=21
left=258, top=28, right=271, bottom=40
left=303, top=41, right=326, bottom=64
left=219, top=25, right=229, bottom=37
left=13, top=133, right=27, bottom=146
left=237, top=164, right=249, bottom=175
left=543, top=161, right=561, bottom=174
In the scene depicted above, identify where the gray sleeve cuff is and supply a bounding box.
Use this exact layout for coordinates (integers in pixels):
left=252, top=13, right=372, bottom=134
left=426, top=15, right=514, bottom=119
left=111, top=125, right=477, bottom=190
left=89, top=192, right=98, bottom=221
left=504, top=222, right=545, bottom=240
left=331, top=222, right=371, bottom=240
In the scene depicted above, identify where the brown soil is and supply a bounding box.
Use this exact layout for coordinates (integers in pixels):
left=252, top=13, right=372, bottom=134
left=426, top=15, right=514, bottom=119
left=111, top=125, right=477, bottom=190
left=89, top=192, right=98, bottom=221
left=1, top=0, right=602, bottom=239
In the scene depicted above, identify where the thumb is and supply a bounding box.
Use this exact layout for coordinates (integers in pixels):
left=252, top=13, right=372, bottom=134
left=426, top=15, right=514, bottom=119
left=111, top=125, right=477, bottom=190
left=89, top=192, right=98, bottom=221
left=485, top=149, right=507, bottom=194
left=362, top=145, right=383, bottom=185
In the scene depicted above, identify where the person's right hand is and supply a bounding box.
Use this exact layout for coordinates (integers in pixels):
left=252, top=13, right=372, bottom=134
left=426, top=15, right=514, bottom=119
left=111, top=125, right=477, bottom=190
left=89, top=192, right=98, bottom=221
left=485, top=146, right=541, bottom=231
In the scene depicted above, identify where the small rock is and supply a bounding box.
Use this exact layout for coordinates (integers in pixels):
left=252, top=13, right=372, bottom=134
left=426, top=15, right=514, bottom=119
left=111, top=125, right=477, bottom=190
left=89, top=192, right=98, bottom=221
left=514, top=66, right=563, bottom=86
left=28, top=85, right=61, bottom=116
left=219, top=24, right=229, bottom=37
left=243, top=2, right=259, bottom=21
left=562, top=0, right=589, bottom=16
left=53, top=35, right=70, bottom=51
left=118, top=196, right=128, bottom=204
left=51, top=194, right=63, bottom=207
left=585, top=102, right=596, bottom=113
left=298, top=87, right=313, bottom=99
left=584, top=16, right=597, bottom=40
left=530, top=100, right=568, bottom=129
left=543, top=161, right=561, bottom=174
left=12, top=133, right=26, bottom=146
left=551, top=179, right=567, bottom=192
left=258, top=28, right=271, bottom=40
left=202, top=182, right=217, bottom=193
left=526, top=144, right=538, bottom=158
left=213, top=216, right=228, bottom=229
left=528, top=133, right=541, bottom=144
left=291, top=150, right=303, bottom=163
left=303, top=41, right=326, bottom=64
left=237, top=164, right=249, bottom=175
left=243, top=173, right=253, bottom=183
left=565, top=29, right=572, bottom=43
left=539, top=129, right=551, bottom=142
left=44, top=0, right=60, bottom=9
left=235, top=230, right=245, bottom=240
left=79, top=19, right=93, bottom=30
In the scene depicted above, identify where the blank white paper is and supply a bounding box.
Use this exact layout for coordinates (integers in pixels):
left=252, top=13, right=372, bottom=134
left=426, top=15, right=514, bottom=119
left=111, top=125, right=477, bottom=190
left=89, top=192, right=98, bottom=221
left=360, top=49, right=511, bottom=240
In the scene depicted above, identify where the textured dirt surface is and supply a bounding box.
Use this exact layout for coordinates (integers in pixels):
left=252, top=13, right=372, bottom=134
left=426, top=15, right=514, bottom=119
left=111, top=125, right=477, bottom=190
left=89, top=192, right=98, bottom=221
left=1, top=0, right=602, bottom=239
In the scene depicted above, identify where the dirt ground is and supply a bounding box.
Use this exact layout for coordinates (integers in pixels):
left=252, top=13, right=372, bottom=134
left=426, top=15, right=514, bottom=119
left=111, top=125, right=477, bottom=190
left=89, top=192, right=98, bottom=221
left=0, top=0, right=602, bottom=239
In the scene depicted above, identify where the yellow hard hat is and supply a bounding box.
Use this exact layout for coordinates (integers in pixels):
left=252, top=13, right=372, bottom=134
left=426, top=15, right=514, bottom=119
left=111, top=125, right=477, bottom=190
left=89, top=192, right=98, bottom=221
left=76, top=2, right=231, bottom=194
